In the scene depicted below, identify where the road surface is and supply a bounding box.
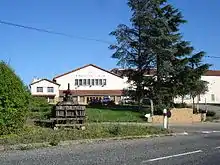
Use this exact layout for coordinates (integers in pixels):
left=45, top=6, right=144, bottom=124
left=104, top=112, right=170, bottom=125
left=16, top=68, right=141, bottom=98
left=1, top=131, right=220, bottom=165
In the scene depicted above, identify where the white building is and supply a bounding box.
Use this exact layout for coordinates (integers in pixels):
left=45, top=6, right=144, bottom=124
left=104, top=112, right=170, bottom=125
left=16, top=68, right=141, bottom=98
left=111, top=68, right=220, bottom=105
left=30, top=64, right=128, bottom=104
left=174, top=70, right=220, bottom=104
left=29, top=78, right=60, bottom=103
left=30, top=64, right=220, bottom=105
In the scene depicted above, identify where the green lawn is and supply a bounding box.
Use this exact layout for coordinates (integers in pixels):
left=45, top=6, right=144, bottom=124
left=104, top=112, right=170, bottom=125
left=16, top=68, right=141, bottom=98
left=28, top=105, right=150, bottom=122
left=86, top=107, right=147, bottom=122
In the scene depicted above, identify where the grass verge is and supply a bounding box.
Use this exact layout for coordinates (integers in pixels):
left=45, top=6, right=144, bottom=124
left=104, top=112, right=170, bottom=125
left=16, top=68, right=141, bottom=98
left=0, top=124, right=168, bottom=146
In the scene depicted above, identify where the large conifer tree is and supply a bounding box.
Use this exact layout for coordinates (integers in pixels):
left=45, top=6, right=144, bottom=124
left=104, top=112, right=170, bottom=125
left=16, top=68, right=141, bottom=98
left=110, top=0, right=210, bottom=111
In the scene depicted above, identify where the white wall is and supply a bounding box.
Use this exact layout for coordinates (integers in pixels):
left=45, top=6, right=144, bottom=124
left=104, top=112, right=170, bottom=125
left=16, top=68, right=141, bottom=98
left=54, top=65, right=126, bottom=91
left=174, top=75, right=220, bottom=104
left=30, top=80, right=59, bottom=98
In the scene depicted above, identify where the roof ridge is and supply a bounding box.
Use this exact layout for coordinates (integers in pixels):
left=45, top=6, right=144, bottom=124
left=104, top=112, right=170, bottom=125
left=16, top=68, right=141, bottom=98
left=30, top=78, right=60, bottom=86
left=53, top=64, right=122, bottom=79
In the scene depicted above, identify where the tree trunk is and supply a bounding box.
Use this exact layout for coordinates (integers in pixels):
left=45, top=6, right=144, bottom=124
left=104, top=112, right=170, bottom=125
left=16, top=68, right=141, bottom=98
left=181, top=95, right=184, bottom=104
left=192, top=97, right=195, bottom=113
left=136, top=85, right=143, bottom=111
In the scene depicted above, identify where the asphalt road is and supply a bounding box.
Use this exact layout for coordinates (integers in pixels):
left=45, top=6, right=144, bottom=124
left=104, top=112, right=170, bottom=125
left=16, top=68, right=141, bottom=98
left=1, top=131, right=220, bottom=165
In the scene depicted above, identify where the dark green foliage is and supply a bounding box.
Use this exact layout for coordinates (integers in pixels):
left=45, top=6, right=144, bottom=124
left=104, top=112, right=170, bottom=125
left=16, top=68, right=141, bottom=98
left=206, top=111, right=216, bottom=117
left=110, top=0, right=210, bottom=111
left=49, top=133, right=60, bottom=146
left=109, top=0, right=161, bottom=104
left=0, top=61, right=30, bottom=135
left=29, top=97, right=50, bottom=112
left=28, top=97, right=53, bottom=120
left=174, top=103, right=188, bottom=108
left=108, top=124, right=121, bottom=136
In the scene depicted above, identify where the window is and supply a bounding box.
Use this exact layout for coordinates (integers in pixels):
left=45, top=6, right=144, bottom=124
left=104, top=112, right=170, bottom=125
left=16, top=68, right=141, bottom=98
left=99, top=79, right=103, bottom=86
left=103, top=79, right=106, bottom=85
left=79, top=79, right=82, bottom=86
left=47, top=87, right=54, bottom=93
left=75, top=79, right=78, bottom=86
left=83, top=79, right=86, bottom=86
left=95, top=79, right=99, bottom=86
left=211, top=94, right=215, bottom=101
left=74, top=78, right=106, bottom=86
left=37, top=87, right=43, bottom=92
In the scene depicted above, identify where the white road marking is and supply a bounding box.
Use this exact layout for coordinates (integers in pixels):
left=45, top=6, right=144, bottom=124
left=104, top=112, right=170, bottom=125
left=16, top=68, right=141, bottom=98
left=198, top=130, right=220, bottom=134
left=183, top=131, right=188, bottom=135
left=172, top=132, right=189, bottom=136
left=142, top=150, right=203, bottom=163
left=201, top=131, right=212, bottom=134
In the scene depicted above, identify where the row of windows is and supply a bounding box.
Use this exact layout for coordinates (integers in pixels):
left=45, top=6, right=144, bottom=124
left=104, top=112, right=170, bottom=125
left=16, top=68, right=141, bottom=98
left=37, top=87, right=54, bottom=93
left=75, top=79, right=107, bottom=86
left=185, top=94, right=216, bottom=101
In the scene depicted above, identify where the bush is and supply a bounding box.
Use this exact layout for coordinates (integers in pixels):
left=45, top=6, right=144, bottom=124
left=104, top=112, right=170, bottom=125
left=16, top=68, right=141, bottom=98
left=0, top=61, right=30, bottom=135
left=153, top=104, right=168, bottom=115
left=49, top=133, right=60, bottom=146
left=28, top=97, right=53, bottom=120
left=206, top=111, right=216, bottom=117
left=108, top=124, right=121, bottom=136
left=174, top=103, right=187, bottom=108
left=29, top=97, right=52, bottom=112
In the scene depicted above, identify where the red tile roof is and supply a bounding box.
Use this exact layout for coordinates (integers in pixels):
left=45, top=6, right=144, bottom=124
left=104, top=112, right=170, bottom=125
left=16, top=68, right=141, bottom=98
left=204, top=70, right=220, bottom=76
left=32, top=94, right=56, bottom=97
left=53, top=64, right=122, bottom=80
left=59, top=90, right=123, bottom=96
left=111, top=68, right=220, bottom=77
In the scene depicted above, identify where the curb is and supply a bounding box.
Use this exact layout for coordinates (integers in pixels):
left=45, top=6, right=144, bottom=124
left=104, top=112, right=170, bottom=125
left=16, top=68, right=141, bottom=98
left=0, top=133, right=186, bottom=152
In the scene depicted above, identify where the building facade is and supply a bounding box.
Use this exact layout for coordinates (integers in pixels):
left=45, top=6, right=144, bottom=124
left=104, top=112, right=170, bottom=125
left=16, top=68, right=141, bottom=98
left=30, top=64, right=220, bottom=105
left=30, top=64, right=128, bottom=104
left=111, top=68, right=220, bottom=105
left=174, top=70, right=220, bottom=104
left=29, top=79, right=60, bottom=103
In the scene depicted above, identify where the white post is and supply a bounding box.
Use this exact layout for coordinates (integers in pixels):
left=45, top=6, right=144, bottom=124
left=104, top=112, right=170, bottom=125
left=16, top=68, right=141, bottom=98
left=150, top=99, right=154, bottom=116
left=163, top=109, right=168, bottom=129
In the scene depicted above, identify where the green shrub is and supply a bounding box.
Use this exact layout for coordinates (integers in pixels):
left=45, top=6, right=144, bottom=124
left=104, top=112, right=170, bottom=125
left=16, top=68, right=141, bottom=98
left=174, top=103, right=187, bottom=108
left=29, top=97, right=52, bottom=112
left=28, top=97, right=53, bottom=119
left=49, top=133, right=60, bottom=146
left=108, top=124, right=121, bottom=136
left=206, top=111, right=216, bottom=117
left=153, top=104, right=168, bottom=115
left=0, top=61, right=30, bottom=135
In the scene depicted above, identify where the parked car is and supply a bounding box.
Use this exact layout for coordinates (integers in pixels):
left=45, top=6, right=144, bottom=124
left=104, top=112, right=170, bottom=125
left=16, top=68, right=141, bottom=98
left=123, top=98, right=135, bottom=104
left=102, top=96, right=111, bottom=105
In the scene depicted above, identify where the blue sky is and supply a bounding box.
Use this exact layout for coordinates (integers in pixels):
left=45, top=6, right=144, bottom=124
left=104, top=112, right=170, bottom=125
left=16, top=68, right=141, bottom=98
left=0, top=0, right=220, bottom=84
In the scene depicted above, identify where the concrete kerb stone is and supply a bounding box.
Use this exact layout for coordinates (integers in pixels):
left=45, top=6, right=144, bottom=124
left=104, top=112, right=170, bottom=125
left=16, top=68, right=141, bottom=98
left=0, top=133, right=187, bottom=152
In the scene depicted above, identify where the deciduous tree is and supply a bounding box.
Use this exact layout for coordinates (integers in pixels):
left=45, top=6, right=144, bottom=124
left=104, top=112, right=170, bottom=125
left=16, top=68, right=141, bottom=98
left=0, top=61, right=30, bottom=135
